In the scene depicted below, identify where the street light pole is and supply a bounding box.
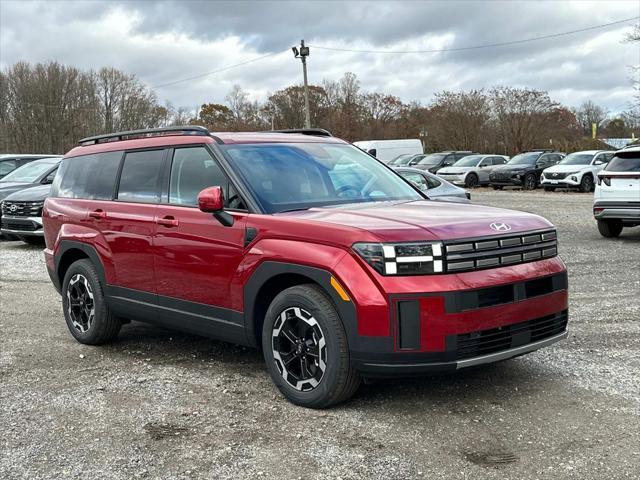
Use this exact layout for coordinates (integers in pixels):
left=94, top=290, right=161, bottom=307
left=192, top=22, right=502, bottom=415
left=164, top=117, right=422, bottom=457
left=292, top=40, right=311, bottom=129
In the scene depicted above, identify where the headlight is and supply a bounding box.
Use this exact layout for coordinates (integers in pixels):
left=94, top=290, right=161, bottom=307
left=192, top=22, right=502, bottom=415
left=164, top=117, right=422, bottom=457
left=353, top=242, right=444, bottom=275
left=540, top=173, right=545, bottom=180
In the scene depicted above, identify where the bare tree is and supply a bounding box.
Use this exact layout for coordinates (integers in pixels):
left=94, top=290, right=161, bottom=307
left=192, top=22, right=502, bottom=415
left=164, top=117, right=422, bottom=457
left=573, top=100, right=608, bottom=135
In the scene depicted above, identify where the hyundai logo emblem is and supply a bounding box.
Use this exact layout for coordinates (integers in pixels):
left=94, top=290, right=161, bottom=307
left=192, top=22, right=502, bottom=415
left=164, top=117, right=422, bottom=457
left=490, top=222, right=511, bottom=232
left=9, top=204, right=18, bottom=213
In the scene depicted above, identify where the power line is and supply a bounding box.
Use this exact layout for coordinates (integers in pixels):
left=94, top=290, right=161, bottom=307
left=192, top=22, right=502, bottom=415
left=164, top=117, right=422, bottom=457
left=150, top=50, right=286, bottom=89
left=310, top=16, right=640, bottom=54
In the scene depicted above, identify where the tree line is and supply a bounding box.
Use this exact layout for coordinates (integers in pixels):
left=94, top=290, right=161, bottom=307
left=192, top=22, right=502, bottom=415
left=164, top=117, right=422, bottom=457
left=1, top=61, right=638, bottom=155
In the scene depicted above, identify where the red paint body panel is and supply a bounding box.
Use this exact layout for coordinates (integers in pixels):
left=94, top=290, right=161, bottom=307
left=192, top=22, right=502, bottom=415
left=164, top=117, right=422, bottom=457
left=153, top=205, right=247, bottom=309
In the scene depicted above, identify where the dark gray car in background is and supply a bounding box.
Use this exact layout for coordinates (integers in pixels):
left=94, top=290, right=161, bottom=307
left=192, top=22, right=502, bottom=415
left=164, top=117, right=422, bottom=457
left=0, top=154, right=60, bottom=179
left=0, top=157, right=61, bottom=239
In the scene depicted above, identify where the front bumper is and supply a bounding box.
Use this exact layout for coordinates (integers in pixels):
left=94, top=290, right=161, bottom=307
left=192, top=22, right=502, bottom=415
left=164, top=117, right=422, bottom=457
left=331, top=252, right=569, bottom=376
left=0, top=215, right=44, bottom=236
left=541, top=177, right=579, bottom=188
left=438, top=173, right=466, bottom=185
left=489, top=177, right=524, bottom=186
left=354, top=327, right=567, bottom=375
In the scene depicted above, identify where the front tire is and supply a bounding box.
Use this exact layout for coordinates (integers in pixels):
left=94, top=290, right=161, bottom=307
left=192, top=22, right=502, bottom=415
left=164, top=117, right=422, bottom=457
left=262, top=284, right=360, bottom=408
left=465, top=173, right=479, bottom=188
left=597, top=219, right=623, bottom=238
left=62, top=259, right=121, bottom=345
left=523, top=173, right=537, bottom=190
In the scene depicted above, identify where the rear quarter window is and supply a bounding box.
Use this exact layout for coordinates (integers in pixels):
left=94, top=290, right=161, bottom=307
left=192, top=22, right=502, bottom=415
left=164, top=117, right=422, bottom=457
left=53, top=151, right=123, bottom=199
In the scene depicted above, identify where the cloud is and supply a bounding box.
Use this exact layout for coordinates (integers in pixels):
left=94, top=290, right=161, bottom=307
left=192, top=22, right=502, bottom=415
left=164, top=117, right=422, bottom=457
left=0, top=0, right=637, bottom=113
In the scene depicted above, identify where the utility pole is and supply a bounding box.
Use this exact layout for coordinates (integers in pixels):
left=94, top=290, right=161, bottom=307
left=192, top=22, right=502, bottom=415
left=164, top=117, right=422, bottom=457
left=292, top=40, right=311, bottom=129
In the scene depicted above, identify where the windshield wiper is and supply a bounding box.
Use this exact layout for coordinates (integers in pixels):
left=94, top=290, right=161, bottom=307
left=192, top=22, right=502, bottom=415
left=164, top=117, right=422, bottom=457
left=276, top=207, right=311, bottom=213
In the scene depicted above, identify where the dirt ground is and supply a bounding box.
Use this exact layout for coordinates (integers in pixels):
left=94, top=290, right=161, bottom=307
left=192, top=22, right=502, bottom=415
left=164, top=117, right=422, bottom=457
left=1, top=189, right=639, bottom=479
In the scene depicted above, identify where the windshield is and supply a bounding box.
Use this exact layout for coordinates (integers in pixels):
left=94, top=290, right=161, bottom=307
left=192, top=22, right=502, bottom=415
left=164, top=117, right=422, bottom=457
left=507, top=152, right=539, bottom=165
left=221, top=143, right=422, bottom=213
left=0, top=161, right=56, bottom=183
left=453, top=155, right=483, bottom=167
left=417, top=154, right=447, bottom=166
left=558, top=153, right=593, bottom=165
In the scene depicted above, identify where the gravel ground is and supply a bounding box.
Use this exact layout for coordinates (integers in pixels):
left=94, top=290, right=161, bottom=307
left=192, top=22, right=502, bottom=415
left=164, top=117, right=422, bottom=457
left=1, top=189, right=639, bottom=479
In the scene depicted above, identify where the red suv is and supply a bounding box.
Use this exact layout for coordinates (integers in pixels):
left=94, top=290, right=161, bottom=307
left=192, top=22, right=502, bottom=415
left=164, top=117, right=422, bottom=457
left=43, top=126, right=568, bottom=408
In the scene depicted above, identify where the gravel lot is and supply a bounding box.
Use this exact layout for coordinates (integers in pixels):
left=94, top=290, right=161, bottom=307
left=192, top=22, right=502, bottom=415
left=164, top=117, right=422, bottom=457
left=1, top=189, right=639, bottom=479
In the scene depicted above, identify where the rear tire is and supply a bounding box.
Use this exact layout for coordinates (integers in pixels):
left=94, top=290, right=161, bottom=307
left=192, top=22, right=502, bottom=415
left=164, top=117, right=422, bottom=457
left=597, top=219, right=623, bottom=238
left=465, top=173, right=479, bottom=188
left=580, top=175, right=594, bottom=193
left=262, top=284, right=360, bottom=408
left=62, top=259, right=121, bottom=345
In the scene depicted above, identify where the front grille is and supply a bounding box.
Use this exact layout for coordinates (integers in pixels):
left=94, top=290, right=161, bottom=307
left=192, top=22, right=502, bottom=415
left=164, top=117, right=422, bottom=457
left=491, top=172, right=513, bottom=181
left=444, top=229, right=557, bottom=273
left=453, top=310, right=568, bottom=360
left=546, top=172, right=570, bottom=180
left=1, top=200, right=43, bottom=217
left=1, top=219, right=39, bottom=231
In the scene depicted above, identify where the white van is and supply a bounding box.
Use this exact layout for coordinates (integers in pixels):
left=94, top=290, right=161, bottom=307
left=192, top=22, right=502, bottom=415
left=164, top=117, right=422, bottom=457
left=353, top=139, right=423, bottom=163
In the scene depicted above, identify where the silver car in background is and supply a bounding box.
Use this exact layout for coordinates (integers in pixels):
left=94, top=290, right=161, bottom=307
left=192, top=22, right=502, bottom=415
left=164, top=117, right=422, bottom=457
left=395, top=167, right=470, bottom=202
left=436, top=154, right=509, bottom=188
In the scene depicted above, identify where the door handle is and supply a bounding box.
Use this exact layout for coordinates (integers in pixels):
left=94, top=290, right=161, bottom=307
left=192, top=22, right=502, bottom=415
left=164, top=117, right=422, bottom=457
left=89, top=209, right=107, bottom=219
left=156, top=216, right=179, bottom=227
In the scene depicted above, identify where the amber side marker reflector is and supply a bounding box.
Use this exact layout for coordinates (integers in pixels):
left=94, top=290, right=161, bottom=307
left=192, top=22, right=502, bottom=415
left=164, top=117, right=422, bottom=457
left=330, top=276, right=351, bottom=302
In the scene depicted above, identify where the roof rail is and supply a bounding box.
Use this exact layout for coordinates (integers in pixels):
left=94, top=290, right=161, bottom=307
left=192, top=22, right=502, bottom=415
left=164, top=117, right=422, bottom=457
left=270, top=128, right=333, bottom=137
left=524, top=148, right=554, bottom=153
left=78, top=126, right=210, bottom=146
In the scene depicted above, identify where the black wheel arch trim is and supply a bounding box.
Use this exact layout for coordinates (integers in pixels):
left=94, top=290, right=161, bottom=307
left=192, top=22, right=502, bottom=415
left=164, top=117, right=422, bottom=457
left=55, top=240, right=107, bottom=287
left=243, top=261, right=358, bottom=348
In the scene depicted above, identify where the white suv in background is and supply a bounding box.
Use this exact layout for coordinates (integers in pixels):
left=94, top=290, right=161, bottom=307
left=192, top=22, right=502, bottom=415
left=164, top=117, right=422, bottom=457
left=593, top=147, right=640, bottom=237
left=436, top=154, right=509, bottom=188
left=541, top=150, right=614, bottom=192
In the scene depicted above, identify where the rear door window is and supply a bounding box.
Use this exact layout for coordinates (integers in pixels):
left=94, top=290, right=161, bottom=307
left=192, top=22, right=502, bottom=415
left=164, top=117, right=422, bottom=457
left=117, top=150, right=165, bottom=204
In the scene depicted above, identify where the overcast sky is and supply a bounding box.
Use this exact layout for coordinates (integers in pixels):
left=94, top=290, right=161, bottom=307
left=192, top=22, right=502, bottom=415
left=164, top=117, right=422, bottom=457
left=1, top=0, right=638, bottom=113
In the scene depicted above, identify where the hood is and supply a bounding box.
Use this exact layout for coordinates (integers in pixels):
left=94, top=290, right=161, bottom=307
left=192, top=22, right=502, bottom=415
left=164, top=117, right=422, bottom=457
left=543, top=164, right=587, bottom=173
left=279, top=200, right=552, bottom=242
left=0, top=182, right=37, bottom=200
left=3, top=184, right=51, bottom=201
left=492, top=164, right=531, bottom=172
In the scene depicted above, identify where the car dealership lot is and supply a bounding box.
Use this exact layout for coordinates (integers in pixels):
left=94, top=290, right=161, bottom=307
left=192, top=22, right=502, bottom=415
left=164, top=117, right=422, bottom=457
left=1, top=190, right=638, bottom=479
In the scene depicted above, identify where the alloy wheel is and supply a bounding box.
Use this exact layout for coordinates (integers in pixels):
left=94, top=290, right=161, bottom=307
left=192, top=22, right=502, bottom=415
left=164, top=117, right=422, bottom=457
left=271, top=307, right=327, bottom=391
left=524, top=174, right=536, bottom=190
left=66, top=274, right=95, bottom=333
